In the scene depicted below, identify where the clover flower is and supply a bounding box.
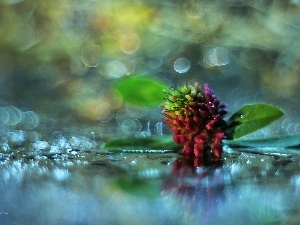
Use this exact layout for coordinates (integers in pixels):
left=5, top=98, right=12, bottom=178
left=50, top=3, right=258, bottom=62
left=162, top=83, right=227, bottom=158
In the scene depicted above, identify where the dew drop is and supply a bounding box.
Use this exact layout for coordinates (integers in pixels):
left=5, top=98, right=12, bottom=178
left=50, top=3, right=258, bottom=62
left=49, top=145, right=61, bottom=154
left=53, top=137, right=68, bottom=149
left=31, top=141, right=49, bottom=151
left=8, top=130, right=26, bottom=146
left=69, top=136, right=80, bottom=147
left=174, top=57, right=191, bottom=73
left=0, top=143, right=10, bottom=152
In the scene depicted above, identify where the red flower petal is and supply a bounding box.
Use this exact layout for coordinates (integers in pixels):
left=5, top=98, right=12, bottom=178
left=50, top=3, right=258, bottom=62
left=212, top=146, right=222, bottom=158
left=173, top=135, right=182, bottom=144
left=180, top=134, right=191, bottom=143
left=182, top=143, right=193, bottom=155
left=193, top=116, right=202, bottom=125
left=194, top=133, right=208, bottom=143
left=194, top=143, right=204, bottom=157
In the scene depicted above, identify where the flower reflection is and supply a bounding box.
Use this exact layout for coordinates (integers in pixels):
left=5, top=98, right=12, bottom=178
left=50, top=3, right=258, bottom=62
left=162, top=157, right=229, bottom=224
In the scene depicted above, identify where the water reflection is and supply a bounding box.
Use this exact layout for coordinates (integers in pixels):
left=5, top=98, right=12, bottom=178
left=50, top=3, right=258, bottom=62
left=162, top=155, right=300, bottom=225
left=162, top=157, right=228, bottom=224
left=0, top=149, right=300, bottom=225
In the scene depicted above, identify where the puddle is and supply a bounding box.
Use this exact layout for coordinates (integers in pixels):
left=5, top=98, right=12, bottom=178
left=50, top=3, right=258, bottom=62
left=1, top=137, right=300, bottom=225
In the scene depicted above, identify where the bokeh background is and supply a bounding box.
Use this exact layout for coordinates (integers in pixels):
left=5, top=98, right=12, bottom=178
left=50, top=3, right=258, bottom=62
left=1, top=0, right=300, bottom=139
left=1, top=2, right=300, bottom=225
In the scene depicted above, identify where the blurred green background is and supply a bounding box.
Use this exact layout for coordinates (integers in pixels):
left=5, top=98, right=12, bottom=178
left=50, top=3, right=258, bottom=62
left=0, top=0, right=300, bottom=136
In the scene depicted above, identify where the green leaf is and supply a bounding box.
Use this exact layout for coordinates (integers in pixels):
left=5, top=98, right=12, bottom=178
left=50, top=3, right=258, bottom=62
left=114, top=75, right=168, bottom=107
left=103, top=135, right=181, bottom=152
left=226, top=103, right=284, bottom=139
left=223, top=134, right=300, bottom=149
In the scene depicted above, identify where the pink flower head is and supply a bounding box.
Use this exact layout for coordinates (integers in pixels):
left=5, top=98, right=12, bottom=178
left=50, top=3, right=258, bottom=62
left=162, top=83, right=227, bottom=158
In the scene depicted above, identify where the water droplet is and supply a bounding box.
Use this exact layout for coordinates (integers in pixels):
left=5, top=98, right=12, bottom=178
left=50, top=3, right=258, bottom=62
left=0, top=143, right=10, bottom=152
left=8, top=130, right=26, bottom=146
left=49, top=145, right=61, bottom=154
left=77, top=136, right=94, bottom=151
left=31, top=141, right=49, bottom=151
left=81, top=44, right=101, bottom=67
left=174, top=57, right=191, bottom=73
left=69, top=136, right=80, bottom=147
left=52, top=137, right=68, bottom=149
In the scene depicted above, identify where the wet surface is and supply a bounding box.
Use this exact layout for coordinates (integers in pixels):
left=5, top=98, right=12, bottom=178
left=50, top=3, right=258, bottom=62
left=1, top=132, right=300, bottom=225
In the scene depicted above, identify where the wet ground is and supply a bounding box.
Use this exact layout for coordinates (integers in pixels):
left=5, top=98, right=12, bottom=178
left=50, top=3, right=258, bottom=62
left=1, top=127, right=300, bottom=225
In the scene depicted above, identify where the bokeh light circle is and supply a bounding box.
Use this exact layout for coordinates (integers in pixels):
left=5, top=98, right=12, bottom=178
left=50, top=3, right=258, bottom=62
left=174, top=58, right=191, bottom=73
left=81, top=44, right=101, bottom=67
